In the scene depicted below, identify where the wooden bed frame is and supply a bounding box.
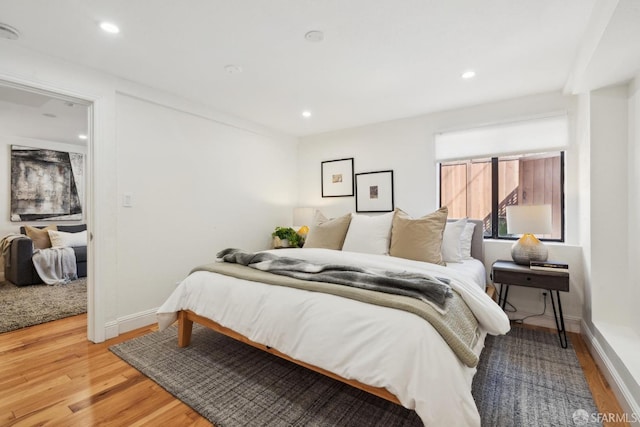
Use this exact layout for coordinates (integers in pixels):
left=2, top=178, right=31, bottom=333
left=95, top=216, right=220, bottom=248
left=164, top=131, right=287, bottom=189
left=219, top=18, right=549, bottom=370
left=177, top=309, right=402, bottom=404
left=176, top=219, right=494, bottom=406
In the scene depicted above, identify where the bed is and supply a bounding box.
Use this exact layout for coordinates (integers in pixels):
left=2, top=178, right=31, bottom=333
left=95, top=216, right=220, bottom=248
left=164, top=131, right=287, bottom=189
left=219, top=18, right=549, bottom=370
left=157, top=215, right=510, bottom=426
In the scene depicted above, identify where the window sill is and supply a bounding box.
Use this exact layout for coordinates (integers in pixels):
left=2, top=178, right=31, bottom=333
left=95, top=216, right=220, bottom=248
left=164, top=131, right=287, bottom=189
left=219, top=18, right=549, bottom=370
left=483, top=239, right=577, bottom=248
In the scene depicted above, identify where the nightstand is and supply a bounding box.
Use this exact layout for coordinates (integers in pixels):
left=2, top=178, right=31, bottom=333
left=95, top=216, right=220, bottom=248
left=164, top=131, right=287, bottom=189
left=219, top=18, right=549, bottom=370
left=492, top=260, right=570, bottom=348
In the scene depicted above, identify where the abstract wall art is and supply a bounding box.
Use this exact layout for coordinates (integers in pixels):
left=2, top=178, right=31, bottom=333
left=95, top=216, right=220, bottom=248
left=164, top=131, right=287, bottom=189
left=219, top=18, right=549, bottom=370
left=10, top=145, right=84, bottom=221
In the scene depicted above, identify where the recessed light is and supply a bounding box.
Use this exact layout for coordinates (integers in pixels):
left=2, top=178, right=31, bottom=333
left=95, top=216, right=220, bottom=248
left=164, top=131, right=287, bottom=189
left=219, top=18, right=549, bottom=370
left=302, top=111, right=312, bottom=118
left=42, top=113, right=57, bottom=118
left=224, top=64, right=243, bottom=74
left=304, top=31, right=324, bottom=42
left=462, top=70, right=476, bottom=79
left=100, top=21, right=120, bottom=34
left=78, top=134, right=88, bottom=140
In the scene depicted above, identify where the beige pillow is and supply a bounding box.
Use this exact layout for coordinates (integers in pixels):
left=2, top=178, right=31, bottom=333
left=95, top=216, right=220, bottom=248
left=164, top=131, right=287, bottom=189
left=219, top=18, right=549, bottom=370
left=48, top=230, right=87, bottom=248
left=24, top=225, right=58, bottom=249
left=389, top=207, right=448, bottom=265
left=303, top=212, right=352, bottom=250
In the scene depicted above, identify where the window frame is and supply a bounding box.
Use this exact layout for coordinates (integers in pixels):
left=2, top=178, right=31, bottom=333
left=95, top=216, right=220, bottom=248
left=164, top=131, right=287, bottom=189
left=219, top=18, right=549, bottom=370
left=439, top=151, right=565, bottom=242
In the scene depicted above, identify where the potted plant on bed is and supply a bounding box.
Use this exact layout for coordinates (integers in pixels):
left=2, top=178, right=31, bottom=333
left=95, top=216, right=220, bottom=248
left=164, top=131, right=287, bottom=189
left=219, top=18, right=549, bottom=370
left=271, top=227, right=302, bottom=248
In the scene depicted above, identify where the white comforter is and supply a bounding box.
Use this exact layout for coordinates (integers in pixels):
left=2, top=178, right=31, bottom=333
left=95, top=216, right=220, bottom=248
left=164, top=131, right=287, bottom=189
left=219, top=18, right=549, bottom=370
left=157, top=249, right=510, bottom=426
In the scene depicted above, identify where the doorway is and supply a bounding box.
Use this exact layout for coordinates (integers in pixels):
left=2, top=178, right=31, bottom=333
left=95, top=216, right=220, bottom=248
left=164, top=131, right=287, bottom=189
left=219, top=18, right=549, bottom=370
left=0, top=81, right=93, bottom=335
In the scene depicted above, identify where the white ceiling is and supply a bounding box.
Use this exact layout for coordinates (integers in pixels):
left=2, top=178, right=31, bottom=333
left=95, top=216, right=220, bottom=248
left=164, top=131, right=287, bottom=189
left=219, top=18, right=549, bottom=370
left=567, top=0, right=640, bottom=93
left=0, top=0, right=638, bottom=137
left=0, top=85, right=88, bottom=146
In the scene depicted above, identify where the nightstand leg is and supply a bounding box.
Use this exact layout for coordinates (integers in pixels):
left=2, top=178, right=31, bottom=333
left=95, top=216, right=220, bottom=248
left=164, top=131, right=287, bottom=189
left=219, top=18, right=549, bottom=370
left=550, top=290, right=568, bottom=348
left=499, top=284, right=510, bottom=310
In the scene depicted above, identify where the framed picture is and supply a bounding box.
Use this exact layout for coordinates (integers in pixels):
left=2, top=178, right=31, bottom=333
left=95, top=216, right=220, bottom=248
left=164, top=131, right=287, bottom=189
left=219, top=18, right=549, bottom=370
left=10, top=145, right=84, bottom=221
left=355, top=170, right=394, bottom=212
left=321, top=158, right=354, bottom=197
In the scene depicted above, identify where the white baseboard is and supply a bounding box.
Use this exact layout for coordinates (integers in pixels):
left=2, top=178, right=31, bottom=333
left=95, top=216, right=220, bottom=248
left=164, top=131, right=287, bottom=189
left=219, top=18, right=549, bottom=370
left=105, top=320, right=119, bottom=340
left=581, top=320, right=640, bottom=425
left=117, top=307, right=158, bottom=334
left=103, top=307, right=159, bottom=340
left=508, top=310, right=581, bottom=333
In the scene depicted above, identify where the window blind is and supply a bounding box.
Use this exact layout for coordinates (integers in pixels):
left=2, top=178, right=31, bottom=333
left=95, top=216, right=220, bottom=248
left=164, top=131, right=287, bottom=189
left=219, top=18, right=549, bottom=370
left=434, top=115, right=569, bottom=161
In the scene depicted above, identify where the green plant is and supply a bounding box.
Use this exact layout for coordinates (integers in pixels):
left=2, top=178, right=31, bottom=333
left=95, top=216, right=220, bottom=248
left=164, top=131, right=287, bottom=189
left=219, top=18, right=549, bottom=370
left=271, top=227, right=301, bottom=247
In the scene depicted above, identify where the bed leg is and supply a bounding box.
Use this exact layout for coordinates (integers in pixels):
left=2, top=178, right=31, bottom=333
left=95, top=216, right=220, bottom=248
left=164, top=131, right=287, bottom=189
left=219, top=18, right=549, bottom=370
left=178, top=311, right=193, bottom=347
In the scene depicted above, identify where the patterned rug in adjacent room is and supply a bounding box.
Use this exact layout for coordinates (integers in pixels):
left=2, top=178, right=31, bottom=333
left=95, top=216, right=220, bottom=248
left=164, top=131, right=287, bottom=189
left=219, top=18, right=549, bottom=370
left=0, top=278, right=87, bottom=333
left=111, top=324, right=601, bottom=427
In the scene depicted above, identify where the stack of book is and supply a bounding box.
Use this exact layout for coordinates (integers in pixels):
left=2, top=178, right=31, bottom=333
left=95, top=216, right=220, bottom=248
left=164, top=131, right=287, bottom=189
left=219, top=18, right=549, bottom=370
left=530, top=260, right=569, bottom=272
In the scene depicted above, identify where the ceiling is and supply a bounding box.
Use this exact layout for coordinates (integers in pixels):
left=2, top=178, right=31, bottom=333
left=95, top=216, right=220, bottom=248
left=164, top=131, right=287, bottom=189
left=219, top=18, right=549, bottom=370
left=0, top=0, right=639, bottom=137
left=0, top=85, right=88, bottom=146
left=567, top=0, right=640, bottom=93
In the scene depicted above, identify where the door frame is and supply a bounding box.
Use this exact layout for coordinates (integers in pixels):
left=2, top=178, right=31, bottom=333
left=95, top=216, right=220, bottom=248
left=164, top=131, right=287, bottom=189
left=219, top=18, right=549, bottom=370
left=0, top=76, right=106, bottom=342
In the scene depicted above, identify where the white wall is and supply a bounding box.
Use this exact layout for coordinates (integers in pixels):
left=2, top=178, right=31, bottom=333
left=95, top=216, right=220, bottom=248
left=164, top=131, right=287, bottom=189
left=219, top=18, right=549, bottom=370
left=628, top=77, right=640, bottom=338
left=114, top=93, right=297, bottom=319
left=580, top=82, right=640, bottom=420
left=576, top=93, right=593, bottom=326
left=298, top=116, right=434, bottom=218
left=298, top=91, right=585, bottom=329
left=0, top=136, right=87, bottom=279
left=589, top=85, right=630, bottom=326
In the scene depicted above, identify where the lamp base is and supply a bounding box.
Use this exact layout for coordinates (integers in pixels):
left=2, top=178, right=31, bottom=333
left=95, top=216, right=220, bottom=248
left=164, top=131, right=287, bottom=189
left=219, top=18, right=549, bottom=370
left=511, top=233, right=548, bottom=265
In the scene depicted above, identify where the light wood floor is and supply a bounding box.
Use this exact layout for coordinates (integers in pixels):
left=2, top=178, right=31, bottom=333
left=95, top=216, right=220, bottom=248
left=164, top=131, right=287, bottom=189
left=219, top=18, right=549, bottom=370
left=0, top=314, right=629, bottom=426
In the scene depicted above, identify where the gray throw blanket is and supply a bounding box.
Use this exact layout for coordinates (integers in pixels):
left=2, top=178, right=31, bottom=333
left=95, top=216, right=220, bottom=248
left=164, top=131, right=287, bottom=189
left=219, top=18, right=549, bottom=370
left=32, top=247, right=78, bottom=285
left=217, top=248, right=452, bottom=309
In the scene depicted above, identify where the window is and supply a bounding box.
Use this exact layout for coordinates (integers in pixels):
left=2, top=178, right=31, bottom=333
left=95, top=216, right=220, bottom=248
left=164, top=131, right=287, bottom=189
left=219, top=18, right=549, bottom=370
left=439, top=151, right=564, bottom=241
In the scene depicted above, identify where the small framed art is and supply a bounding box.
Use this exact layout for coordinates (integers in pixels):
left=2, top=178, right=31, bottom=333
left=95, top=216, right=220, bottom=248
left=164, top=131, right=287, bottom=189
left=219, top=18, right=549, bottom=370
left=355, top=170, right=394, bottom=212
left=321, top=158, right=354, bottom=197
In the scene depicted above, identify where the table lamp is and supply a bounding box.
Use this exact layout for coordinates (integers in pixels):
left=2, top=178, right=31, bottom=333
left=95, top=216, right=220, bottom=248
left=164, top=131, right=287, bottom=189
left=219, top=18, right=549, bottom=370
left=506, top=205, right=552, bottom=265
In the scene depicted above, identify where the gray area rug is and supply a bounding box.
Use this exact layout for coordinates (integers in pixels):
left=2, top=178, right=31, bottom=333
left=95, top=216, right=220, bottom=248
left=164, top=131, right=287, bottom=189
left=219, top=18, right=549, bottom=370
left=0, top=277, right=87, bottom=333
left=111, top=324, right=601, bottom=427
left=473, top=327, right=601, bottom=427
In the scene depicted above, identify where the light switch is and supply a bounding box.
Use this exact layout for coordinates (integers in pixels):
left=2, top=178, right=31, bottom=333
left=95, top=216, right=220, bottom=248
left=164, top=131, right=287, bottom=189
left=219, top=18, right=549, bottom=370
left=123, top=193, right=133, bottom=207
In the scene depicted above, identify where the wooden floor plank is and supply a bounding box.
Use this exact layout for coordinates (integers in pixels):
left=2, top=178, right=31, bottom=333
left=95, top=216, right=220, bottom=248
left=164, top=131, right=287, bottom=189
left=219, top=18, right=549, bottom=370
left=10, top=368, right=140, bottom=419
left=571, top=331, right=630, bottom=427
left=0, top=314, right=630, bottom=427
left=11, top=405, right=73, bottom=427
left=0, top=374, right=72, bottom=414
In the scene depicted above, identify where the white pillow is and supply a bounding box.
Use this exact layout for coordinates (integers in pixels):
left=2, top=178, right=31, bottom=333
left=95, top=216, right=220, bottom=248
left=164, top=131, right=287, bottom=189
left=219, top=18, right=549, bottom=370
left=48, top=230, right=87, bottom=248
left=441, top=218, right=467, bottom=263
left=460, top=222, right=477, bottom=259
left=342, top=211, right=394, bottom=255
